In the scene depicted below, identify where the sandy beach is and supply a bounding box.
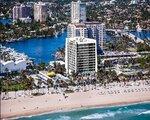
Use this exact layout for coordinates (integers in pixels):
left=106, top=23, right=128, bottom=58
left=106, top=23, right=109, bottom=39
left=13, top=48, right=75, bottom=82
left=1, top=80, right=150, bottom=119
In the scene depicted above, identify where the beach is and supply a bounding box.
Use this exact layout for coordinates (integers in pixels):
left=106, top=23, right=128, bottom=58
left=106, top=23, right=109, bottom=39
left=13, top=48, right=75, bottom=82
left=1, top=80, right=150, bottom=119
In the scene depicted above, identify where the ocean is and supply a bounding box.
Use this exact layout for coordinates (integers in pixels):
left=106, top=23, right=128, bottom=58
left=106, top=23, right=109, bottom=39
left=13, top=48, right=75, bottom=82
left=17, top=102, right=150, bottom=120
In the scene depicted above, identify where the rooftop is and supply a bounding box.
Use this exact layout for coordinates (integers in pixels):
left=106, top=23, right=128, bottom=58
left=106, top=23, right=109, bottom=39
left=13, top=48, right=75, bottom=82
left=67, top=37, right=96, bottom=44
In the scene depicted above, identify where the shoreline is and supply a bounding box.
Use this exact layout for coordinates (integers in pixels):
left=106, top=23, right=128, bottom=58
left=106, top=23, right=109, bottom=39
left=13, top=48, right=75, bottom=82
left=1, top=35, right=56, bottom=43
left=11, top=100, right=150, bottom=120
left=1, top=29, right=149, bottom=43
left=1, top=80, right=150, bottom=119
left=0, top=30, right=67, bottom=43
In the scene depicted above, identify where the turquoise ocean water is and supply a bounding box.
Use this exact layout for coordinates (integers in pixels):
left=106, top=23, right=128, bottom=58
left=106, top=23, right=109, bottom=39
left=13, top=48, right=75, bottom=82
left=17, top=102, right=150, bottom=120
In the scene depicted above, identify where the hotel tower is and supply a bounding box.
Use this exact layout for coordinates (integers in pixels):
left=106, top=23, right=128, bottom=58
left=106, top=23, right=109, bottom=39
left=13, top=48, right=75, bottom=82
left=65, top=37, right=97, bottom=74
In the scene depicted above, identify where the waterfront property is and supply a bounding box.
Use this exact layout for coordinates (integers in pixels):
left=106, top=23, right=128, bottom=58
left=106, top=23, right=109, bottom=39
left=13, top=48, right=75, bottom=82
left=65, top=37, right=97, bottom=74
left=0, top=60, right=27, bottom=73
left=0, top=45, right=29, bottom=73
left=69, top=0, right=106, bottom=53
left=0, top=0, right=150, bottom=119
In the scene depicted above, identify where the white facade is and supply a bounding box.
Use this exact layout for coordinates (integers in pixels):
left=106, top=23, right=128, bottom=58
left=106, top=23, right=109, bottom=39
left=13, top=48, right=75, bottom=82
left=67, top=22, right=105, bottom=50
left=65, top=37, right=97, bottom=74
left=34, top=2, right=47, bottom=22
left=0, top=60, right=27, bottom=73
left=67, top=23, right=87, bottom=38
left=71, top=0, right=86, bottom=23
left=85, top=22, right=106, bottom=49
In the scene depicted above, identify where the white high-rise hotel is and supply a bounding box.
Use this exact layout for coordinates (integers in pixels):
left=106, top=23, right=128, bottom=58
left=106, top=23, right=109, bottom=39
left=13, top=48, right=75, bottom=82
left=65, top=0, right=99, bottom=75
left=34, top=2, right=47, bottom=22
left=65, top=37, right=97, bottom=74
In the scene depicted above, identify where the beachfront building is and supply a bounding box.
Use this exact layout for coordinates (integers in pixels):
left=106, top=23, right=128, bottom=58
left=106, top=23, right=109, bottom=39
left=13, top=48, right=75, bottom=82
left=65, top=37, right=97, bottom=74
left=34, top=2, right=47, bottom=22
left=13, top=4, right=32, bottom=21
left=0, top=60, right=27, bottom=73
left=71, top=0, right=86, bottom=23
left=67, top=22, right=105, bottom=52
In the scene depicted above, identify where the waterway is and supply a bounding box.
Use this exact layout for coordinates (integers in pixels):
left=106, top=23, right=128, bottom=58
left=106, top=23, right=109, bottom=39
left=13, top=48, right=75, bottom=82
left=1, top=19, right=149, bottom=63
left=2, top=30, right=150, bottom=63
left=0, top=18, right=12, bottom=25
left=2, top=33, right=67, bottom=63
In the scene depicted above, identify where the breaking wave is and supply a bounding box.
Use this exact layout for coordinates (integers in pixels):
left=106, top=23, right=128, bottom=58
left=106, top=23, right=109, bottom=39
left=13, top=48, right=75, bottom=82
left=80, top=108, right=147, bottom=120
left=55, top=115, right=71, bottom=120
left=139, top=110, right=150, bottom=115
left=80, top=112, right=115, bottom=120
